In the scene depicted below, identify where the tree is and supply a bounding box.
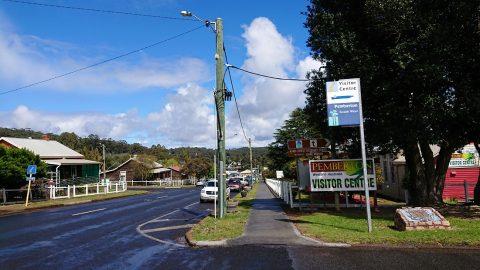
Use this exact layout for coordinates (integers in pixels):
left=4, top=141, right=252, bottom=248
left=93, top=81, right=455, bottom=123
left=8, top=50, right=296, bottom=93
left=162, top=157, right=179, bottom=168
left=148, top=144, right=170, bottom=161
left=304, top=0, right=480, bottom=205
left=0, top=146, right=47, bottom=188
left=132, top=155, right=156, bottom=181
left=267, top=108, right=321, bottom=178
left=181, top=157, right=211, bottom=179
left=58, top=132, right=80, bottom=150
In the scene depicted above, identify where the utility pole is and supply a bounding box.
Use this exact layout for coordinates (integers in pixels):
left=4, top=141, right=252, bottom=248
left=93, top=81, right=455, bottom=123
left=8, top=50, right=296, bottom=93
left=102, top=144, right=106, bottom=181
left=249, top=138, right=253, bottom=183
left=214, top=18, right=226, bottom=218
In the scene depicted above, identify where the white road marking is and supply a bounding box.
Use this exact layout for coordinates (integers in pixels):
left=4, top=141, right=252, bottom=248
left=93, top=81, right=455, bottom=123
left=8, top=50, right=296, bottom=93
left=141, top=224, right=194, bottom=233
left=149, top=218, right=189, bottom=223
left=136, top=209, right=183, bottom=247
left=184, top=202, right=199, bottom=209
left=157, top=196, right=168, bottom=199
left=72, top=208, right=106, bottom=216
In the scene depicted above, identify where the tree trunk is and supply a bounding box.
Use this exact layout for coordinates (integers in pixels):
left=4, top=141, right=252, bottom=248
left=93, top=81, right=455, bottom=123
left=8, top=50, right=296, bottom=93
left=404, top=141, right=428, bottom=206
left=418, top=140, right=436, bottom=205
left=433, top=143, right=454, bottom=204
left=474, top=141, right=480, bottom=205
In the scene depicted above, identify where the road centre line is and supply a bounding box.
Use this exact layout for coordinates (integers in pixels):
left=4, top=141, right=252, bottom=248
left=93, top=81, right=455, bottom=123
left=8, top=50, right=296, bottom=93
left=157, top=195, right=168, bottom=199
left=72, top=208, right=106, bottom=216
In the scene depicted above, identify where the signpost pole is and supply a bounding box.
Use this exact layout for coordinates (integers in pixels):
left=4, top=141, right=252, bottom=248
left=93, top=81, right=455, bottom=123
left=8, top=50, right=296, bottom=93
left=357, top=79, right=373, bottom=232
left=25, top=174, right=32, bottom=207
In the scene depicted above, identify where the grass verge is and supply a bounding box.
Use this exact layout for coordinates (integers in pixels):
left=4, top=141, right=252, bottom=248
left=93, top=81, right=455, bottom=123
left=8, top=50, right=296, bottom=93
left=0, top=190, right=147, bottom=216
left=288, top=208, right=480, bottom=247
left=189, top=184, right=259, bottom=242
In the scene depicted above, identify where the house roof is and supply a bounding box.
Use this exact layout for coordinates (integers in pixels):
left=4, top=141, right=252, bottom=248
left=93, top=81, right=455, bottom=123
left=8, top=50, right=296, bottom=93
left=152, top=167, right=171, bottom=174
left=169, top=165, right=181, bottom=172
left=45, top=159, right=100, bottom=166
left=0, top=137, right=84, bottom=159
left=104, top=157, right=167, bottom=174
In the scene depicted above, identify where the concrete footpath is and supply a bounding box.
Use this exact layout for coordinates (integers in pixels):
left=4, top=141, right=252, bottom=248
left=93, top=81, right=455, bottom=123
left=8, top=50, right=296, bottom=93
left=228, top=182, right=326, bottom=246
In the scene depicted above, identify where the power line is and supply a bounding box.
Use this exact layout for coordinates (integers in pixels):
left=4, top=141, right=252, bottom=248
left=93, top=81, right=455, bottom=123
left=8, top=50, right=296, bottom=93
left=223, top=47, right=249, bottom=143
left=1, top=0, right=196, bottom=21
left=227, top=64, right=312, bottom=81
left=0, top=25, right=204, bottom=95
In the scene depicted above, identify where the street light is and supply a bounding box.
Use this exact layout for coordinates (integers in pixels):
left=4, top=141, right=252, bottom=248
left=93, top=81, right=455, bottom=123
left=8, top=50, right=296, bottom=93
left=180, top=10, right=216, bottom=32
left=180, top=10, right=192, bottom=17
left=181, top=10, right=225, bottom=218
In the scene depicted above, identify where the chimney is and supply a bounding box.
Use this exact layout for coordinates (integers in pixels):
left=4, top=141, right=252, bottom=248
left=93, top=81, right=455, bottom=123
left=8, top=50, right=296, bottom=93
left=42, top=134, right=50, bottom=141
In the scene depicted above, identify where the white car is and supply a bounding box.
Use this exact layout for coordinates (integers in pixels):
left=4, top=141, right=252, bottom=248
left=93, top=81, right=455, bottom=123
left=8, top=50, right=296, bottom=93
left=196, top=180, right=205, bottom=187
left=200, top=180, right=231, bottom=203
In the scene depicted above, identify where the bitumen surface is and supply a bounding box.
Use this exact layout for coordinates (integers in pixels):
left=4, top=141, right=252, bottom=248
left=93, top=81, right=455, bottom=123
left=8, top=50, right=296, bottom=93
left=1, top=186, right=479, bottom=270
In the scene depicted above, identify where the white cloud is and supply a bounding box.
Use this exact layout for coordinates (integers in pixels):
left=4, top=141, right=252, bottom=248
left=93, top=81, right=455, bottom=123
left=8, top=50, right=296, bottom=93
left=0, top=84, right=217, bottom=147
left=296, top=56, right=324, bottom=79
left=231, top=17, right=322, bottom=146
left=147, top=83, right=216, bottom=147
left=0, top=105, right=142, bottom=139
left=0, top=20, right=210, bottom=92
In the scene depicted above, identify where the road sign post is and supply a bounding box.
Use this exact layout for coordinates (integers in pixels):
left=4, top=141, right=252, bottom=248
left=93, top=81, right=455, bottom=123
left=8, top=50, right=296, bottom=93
left=357, top=80, right=373, bottom=232
left=25, top=165, right=37, bottom=207
left=326, top=78, right=372, bottom=232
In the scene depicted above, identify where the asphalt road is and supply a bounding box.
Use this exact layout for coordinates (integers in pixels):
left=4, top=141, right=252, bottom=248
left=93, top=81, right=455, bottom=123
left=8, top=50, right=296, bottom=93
left=1, top=188, right=479, bottom=270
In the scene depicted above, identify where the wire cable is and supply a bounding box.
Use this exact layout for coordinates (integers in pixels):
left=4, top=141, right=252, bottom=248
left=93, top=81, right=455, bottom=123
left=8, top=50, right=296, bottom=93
left=228, top=64, right=312, bottom=81
left=1, top=0, right=196, bottom=21
left=223, top=47, right=249, bottom=143
left=0, top=25, right=204, bottom=95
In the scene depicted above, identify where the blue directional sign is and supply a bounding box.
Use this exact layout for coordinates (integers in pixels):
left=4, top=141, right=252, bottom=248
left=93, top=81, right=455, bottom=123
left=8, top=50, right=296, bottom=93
left=26, top=165, right=37, bottom=175
left=326, top=79, right=361, bottom=126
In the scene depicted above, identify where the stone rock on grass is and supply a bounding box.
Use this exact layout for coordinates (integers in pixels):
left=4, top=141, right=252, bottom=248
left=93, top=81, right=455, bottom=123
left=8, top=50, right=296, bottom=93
left=394, top=207, right=450, bottom=231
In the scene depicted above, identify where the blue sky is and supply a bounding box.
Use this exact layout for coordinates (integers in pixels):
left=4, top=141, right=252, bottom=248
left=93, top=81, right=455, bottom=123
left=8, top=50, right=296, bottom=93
left=0, top=0, right=320, bottom=148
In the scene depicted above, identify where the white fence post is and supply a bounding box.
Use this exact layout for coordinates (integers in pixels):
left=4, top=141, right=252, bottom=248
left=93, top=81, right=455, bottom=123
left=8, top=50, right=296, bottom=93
left=73, top=185, right=76, bottom=197
left=67, top=185, right=71, bottom=198
left=96, top=183, right=99, bottom=194
left=85, top=184, right=88, bottom=196
left=115, top=183, right=118, bottom=193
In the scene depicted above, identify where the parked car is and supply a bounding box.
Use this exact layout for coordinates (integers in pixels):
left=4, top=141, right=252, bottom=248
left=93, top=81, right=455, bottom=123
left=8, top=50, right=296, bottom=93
left=228, top=179, right=242, bottom=191
left=196, top=180, right=205, bottom=187
left=229, top=177, right=247, bottom=187
left=200, top=180, right=231, bottom=203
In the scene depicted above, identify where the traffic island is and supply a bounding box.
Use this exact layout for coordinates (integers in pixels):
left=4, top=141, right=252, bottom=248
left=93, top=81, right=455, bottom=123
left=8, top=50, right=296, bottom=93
left=287, top=207, right=480, bottom=248
left=186, top=183, right=259, bottom=247
left=0, top=190, right=148, bottom=217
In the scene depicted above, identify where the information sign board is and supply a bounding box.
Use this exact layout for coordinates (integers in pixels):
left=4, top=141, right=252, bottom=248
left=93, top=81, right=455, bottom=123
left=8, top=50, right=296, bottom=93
left=326, top=79, right=361, bottom=126
left=309, top=159, right=376, bottom=192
